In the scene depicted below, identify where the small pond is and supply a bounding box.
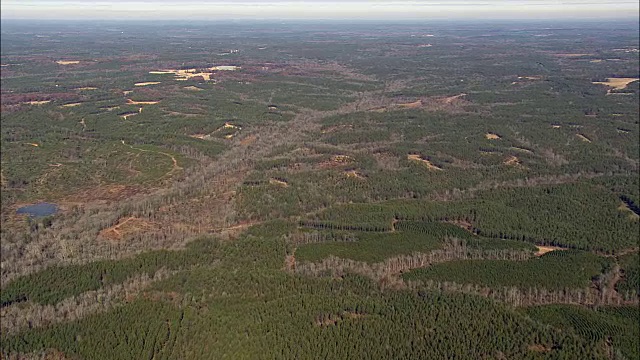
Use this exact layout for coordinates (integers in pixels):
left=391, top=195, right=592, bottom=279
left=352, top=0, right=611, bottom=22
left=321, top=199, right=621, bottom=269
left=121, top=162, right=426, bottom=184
left=16, top=203, right=58, bottom=217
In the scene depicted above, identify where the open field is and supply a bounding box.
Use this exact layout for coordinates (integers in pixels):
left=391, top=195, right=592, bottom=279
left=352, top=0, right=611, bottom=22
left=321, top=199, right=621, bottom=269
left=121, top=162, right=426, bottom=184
left=0, top=20, right=638, bottom=359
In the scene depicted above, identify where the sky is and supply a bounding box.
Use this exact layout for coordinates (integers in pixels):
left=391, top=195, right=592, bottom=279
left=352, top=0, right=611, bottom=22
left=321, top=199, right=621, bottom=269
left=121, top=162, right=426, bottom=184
left=1, top=0, right=639, bottom=21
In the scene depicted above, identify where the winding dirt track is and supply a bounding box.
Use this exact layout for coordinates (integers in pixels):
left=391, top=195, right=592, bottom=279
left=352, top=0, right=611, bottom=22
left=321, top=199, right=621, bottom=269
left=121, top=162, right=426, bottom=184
left=121, top=140, right=181, bottom=178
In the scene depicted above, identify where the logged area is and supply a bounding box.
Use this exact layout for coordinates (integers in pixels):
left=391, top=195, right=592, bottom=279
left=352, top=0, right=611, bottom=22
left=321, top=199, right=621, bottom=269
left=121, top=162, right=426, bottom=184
left=1, top=20, right=639, bottom=359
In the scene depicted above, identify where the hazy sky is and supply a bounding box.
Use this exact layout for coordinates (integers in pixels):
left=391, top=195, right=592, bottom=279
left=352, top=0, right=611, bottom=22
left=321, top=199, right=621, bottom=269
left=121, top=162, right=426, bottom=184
left=2, top=0, right=639, bottom=20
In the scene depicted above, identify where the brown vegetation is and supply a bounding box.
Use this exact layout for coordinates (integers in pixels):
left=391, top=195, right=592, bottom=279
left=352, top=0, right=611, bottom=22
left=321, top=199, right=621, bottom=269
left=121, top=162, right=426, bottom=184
left=99, top=217, right=157, bottom=241
left=407, top=154, right=443, bottom=171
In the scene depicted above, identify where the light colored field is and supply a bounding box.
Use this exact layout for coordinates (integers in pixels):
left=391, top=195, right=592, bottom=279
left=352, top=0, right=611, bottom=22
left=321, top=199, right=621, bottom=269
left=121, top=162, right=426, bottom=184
left=224, top=134, right=234, bottom=139
left=398, top=100, right=422, bottom=108
left=551, top=125, right=561, bottom=129
left=222, top=122, right=241, bottom=130
left=190, top=134, right=211, bottom=140
left=56, top=60, right=80, bottom=65
left=345, top=170, right=366, bottom=179
left=590, top=59, right=603, bottom=63
left=593, top=78, right=639, bottom=90
left=126, top=99, right=159, bottom=105
left=407, top=154, right=443, bottom=171
left=22, top=100, right=50, bottom=105
left=576, top=134, right=591, bottom=143
left=332, top=155, right=354, bottom=163
left=123, top=90, right=133, bottom=95
left=60, top=103, right=81, bottom=108
left=149, top=66, right=236, bottom=82
left=120, top=113, right=138, bottom=120
left=443, top=93, right=467, bottom=103
left=535, top=246, right=569, bottom=256
left=518, top=76, right=542, bottom=80
left=134, top=82, right=161, bottom=86
left=618, top=203, right=640, bottom=221
left=554, top=53, right=592, bottom=57
left=24, top=143, right=39, bottom=147
left=510, top=147, right=533, bottom=154
left=213, top=65, right=238, bottom=71
left=183, top=86, right=203, bottom=91
left=269, top=178, right=289, bottom=187
left=503, top=156, right=521, bottom=166
left=75, top=87, right=97, bottom=91
left=485, top=133, right=501, bottom=140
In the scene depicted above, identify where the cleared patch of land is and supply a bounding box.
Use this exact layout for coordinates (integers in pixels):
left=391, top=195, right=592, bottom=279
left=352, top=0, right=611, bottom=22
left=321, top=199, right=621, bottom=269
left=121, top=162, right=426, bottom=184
left=345, top=170, right=366, bottom=179
left=576, top=134, right=592, bottom=143
left=510, top=147, right=534, bottom=154
left=56, top=60, right=80, bottom=65
left=99, top=216, right=156, bottom=241
left=592, top=78, right=639, bottom=90
left=518, top=76, right=542, bottom=80
left=503, top=156, right=521, bottom=166
left=149, top=66, right=237, bottom=81
left=269, top=178, right=289, bottom=187
left=535, top=246, right=569, bottom=256
left=618, top=202, right=640, bottom=221
left=134, top=82, right=161, bottom=87
left=22, top=100, right=50, bottom=105
left=397, top=100, right=422, bottom=108
left=407, top=154, right=443, bottom=171
left=120, top=112, right=138, bottom=120
left=189, top=134, right=211, bottom=140
left=554, top=53, right=592, bottom=57
left=486, top=133, right=501, bottom=140
left=126, top=99, right=160, bottom=105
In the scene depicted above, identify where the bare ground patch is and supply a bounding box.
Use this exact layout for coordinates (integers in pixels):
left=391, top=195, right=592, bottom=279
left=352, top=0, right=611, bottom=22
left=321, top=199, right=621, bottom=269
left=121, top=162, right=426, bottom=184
left=134, top=82, right=161, bottom=87
left=269, top=178, right=289, bottom=187
left=503, top=156, right=521, bottom=166
left=345, top=170, right=366, bottom=180
left=120, top=112, right=138, bottom=120
left=510, top=147, right=534, bottom=154
left=99, top=216, right=157, bottom=241
left=56, top=60, right=80, bottom=65
left=535, top=246, right=569, bottom=256
left=190, top=133, right=212, bottom=140
left=554, top=53, right=593, bottom=58
left=618, top=202, right=640, bottom=221
left=60, top=102, right=82, bottom=108
left=485, top=133, right=501, bottom=140
left=397, top=100, right=422, bottom=108
left=576, top=134, right=592, bottom=143
left=407, top=154, right=443, bottom=171
left=127, top=99, right=160, bottom=105
left=22, top=100, right=50, bottom=106
left=593, top=77, right=639, bottom=91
